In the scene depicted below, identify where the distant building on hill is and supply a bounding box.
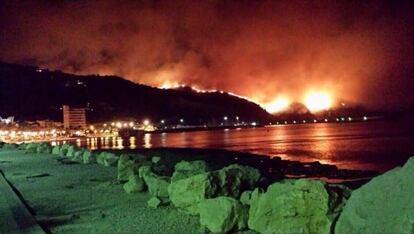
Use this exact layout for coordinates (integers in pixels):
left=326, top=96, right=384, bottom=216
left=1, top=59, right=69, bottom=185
left=63, top=105, right=86, bottom=129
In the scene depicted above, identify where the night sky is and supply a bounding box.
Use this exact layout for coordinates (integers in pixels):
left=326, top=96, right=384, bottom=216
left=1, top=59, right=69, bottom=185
left=1, top=0, right=414, bottom=111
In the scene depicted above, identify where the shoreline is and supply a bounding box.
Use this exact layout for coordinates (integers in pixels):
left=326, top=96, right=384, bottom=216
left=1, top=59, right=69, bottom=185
left=0, top=142, right=410, bottom=233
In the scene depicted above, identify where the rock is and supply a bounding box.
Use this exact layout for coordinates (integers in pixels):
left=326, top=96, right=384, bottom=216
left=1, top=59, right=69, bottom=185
left=25, top=143, right=39, bottom=153
left=139, top=165, right=170, bottom=198
left=17, top=143, right=27, bottom=150
left=82, top=150, right=95, bottom=164
left=147, top=197, right=162, bottom=208
left=117, top=154, right=140, bottom=182
left=198, top=196, right=248, bottom=233
left=168, top=164, right=261, bottom=215
left=36, top=143, right=51, bottom=154
left=212, top=164, right=261, bottom=198
left=248, top=179, right=332, bottom=234
left=72, top=149, right=85, bottom=161
left=171, top=160, right=209, bottom=182
left=97, top=152, right=118, bottom=167
left=59, top=143, right=71, bottom=156
left=239, top=190, right=252, bottom=205
left=123, top=175, right=145, bottom=194
left=151, top=156, right=161, bottom=164
left=168, top=172, right=218, bottom=215
left=51, top=145, right=61, bottom=155
left=66, top=145, right=77, bottom=158
left=335, top=157, right=414, bottom=234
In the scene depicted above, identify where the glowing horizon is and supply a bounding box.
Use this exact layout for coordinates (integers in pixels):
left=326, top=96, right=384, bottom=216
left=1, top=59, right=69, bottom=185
left=158, top=84, right=337, bottom=114
left=303, top=91, right=333, bottom=112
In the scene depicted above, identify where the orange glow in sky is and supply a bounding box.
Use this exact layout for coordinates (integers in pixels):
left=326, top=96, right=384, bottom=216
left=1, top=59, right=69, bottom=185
left=303, top=91, right=332, bottom=112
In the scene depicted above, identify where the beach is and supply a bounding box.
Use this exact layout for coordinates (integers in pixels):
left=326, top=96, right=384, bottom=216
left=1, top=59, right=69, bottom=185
left=0, top=149, right=209, bottom=233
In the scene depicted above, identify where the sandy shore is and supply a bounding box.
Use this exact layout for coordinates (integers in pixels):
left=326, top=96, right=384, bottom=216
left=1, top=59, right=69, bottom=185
left=0, top=149, right=223, bottom=233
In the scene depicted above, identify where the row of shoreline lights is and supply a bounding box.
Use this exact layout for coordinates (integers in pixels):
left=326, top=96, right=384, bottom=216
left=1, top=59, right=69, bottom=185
left=107, top=116, right=246, bottom=129
left=274, top=116, right=368, bottom=125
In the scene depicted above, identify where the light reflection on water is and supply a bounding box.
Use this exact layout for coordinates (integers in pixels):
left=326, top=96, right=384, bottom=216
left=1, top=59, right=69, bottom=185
left=65, top=121, right=414, bottom=172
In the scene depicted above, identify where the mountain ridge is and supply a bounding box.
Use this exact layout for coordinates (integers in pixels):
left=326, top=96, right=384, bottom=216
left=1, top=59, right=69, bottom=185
left=0, top=62, right=272, bottom=124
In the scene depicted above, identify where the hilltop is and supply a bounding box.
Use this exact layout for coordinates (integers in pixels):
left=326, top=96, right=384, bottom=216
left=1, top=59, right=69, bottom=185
left=0, top=62, right=272, bottom=124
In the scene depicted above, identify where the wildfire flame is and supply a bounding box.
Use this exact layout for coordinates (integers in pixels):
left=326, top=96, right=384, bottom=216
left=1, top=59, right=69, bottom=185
left=303, top=91, right=332, bottom=112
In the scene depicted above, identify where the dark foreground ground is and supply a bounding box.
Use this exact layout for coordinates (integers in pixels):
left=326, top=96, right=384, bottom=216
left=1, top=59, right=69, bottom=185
left=0, top=149, right=210, bottom=233
left=0, top=147, right=377, bottom=233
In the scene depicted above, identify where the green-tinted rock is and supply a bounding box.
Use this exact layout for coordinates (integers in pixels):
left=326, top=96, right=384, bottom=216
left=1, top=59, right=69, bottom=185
left=117, top=154, right=140, bottom=182
left=72, top=148, right=85, bottom=161
left=36, top=143, right=51, bottom=154
left=139, top=165, right=170, bottom=198
left=168, top=164, right=260, bottom=215
left=239, top=190, right=252, bottom=205
left=151, top=156, right=161, bottom=164
left=17, top=143, right=27, bottom=150
left=171, top=160, right=209, bottom=182
left=147, top=197, right=162, bottom=208
left=25, top=143, right=39, bottom=153
left=198, top=197, right=248, bottom=233
left=82, top=150, right=95, bottom=164
left=51, top=145, right=61, bottom=155
left=336, top=157, right=414, bottom=234
left=66, top=145, right=77, bottom=158
left=123, top=175, right=145, bottom=194
left=212, top=164, right=261, bottom=198
left=168, top=172, right=218, bottom=214
left=97, top=152, right=118, bottom=167
left=248, top=179, right=332, bottom=234
left=59, top=143, right=71, bottom=156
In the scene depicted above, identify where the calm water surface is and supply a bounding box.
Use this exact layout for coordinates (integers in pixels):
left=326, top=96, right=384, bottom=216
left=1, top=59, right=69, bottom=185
left=75, top=121, right=414, bottom=172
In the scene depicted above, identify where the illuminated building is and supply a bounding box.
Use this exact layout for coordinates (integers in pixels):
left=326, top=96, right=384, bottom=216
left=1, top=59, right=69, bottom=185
left=63, top=105, right=86, bottom=129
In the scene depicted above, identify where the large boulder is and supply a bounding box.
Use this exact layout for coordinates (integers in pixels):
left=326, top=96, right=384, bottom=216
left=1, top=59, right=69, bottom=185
left=139, top=165, right=170, bottom=198
left=212, top=164, right=261, bottom=198
left=168, top=164, right=261, bottom=215
left=171, top=160, right=209, bottom=182
left=168, top=172, right=217, bottom=215
left=335, top=157, right=414, bottom=234
left=248, top=179, right=332, bottom=234
left=117, top=154, right=141, bottom=183
left=123, top=174, right=145, bottom=194
left=198, top=197, right=248, bottom=233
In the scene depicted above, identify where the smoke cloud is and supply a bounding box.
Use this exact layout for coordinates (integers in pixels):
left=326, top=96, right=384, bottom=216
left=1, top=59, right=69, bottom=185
left=1, top=0, right=413, bottom=110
